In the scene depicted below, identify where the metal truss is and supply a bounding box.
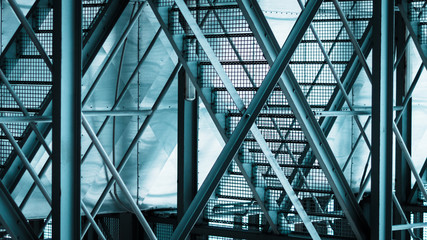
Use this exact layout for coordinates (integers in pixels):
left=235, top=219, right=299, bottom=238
left=0, top=0, right=426, bottom=239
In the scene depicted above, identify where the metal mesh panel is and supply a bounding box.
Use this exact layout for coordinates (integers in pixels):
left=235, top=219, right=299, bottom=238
left=409, top=1, right=427, bottom=44
left=101, top=216, right=120, bottom=239
left=34, top=8, right=53, bottom=31
left=44, top=220, right=52, bottom=239
left=170, top=5, right=251, bottom=35
left=3, top=59, right=51, bottom=84
left=155, top=223, right=174, bottom=240
left=18, top=32, right=52, bottom=57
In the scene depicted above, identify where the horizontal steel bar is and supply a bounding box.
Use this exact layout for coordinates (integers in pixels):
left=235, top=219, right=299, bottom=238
left=392, top=222, right=427, bottom=231
left=314, top=106, right=404, bottom=116
left=82, top=110, right=152, bottom=116
left=0, top=116, right=52, bottom=123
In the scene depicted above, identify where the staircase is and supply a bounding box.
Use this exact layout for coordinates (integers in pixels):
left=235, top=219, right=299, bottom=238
left=163, top=0, right=372, bottom=238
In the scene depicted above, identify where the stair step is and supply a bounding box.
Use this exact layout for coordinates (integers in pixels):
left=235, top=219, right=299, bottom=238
left=252, top=162, right=321, bottom=169
left=7, top=81, right=51, bottom=86
left=244, top=138, right=307, bottom=144
left=0, top=108, right=41, bottom=113
left=3, top=58, right=51, bottom=84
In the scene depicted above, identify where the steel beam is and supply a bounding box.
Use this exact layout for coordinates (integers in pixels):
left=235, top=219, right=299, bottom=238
left=408, top=157, right=427, bottom=203
left=371, top=0, right=394, bottom=239
left=80, top=201, right=106, bottom=240
left=0, top=69, right=53, bottom=144
left=392, top=222, right=427, bottom=231
left=146, top=1, right=279, bottom=235
left=236, top=0, right=369, bottom=238
left=394, top=2, right=411, bottom=239
left=177, top=68, right=198, bottom=223
left=0, top=180, right=37, bottom=240
left=0, top=116, right=52, bottom=123
left=393, top=123, right=427, bottom=201
left=52, top=0, right=82, bottom=239
left=0, top=0, right=40, bottom=61
left=170, top=0, right=323, bottom=239
left=203, top=0, right=333, bottom=228
left=82, top=110, right=152, bottom=117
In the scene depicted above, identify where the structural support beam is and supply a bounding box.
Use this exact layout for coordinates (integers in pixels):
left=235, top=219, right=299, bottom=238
left=177, top=68, right=198, bottom=222
left=0, top=180, right=37, bottom=240
left=170, top=0, right=323, bottom=239
left=394, top=2, right=411, bottom=239
left=0, top=116, right=52, bottom=123
left=52, top=0, right=82, bottom=239
left=371, top=0, right=394, bottom=239
left=82, top=110, right=152, bottom=117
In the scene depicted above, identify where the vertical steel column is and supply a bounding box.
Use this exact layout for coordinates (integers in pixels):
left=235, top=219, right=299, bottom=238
left=371, top=0, right=394, bottom=239
left=394, top=1, right=411, bottom=239
left=177, top=68, right=198, bottom=225
left=52, top=0, right=82, bottom=239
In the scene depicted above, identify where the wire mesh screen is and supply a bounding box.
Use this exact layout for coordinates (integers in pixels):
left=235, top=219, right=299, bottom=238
left=409, top=1, right=427, bottom=44
left=156, top=223, right=174, bottom=239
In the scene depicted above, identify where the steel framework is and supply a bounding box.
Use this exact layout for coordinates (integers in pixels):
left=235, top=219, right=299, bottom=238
left=0, top=0, right=425, bottom=239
